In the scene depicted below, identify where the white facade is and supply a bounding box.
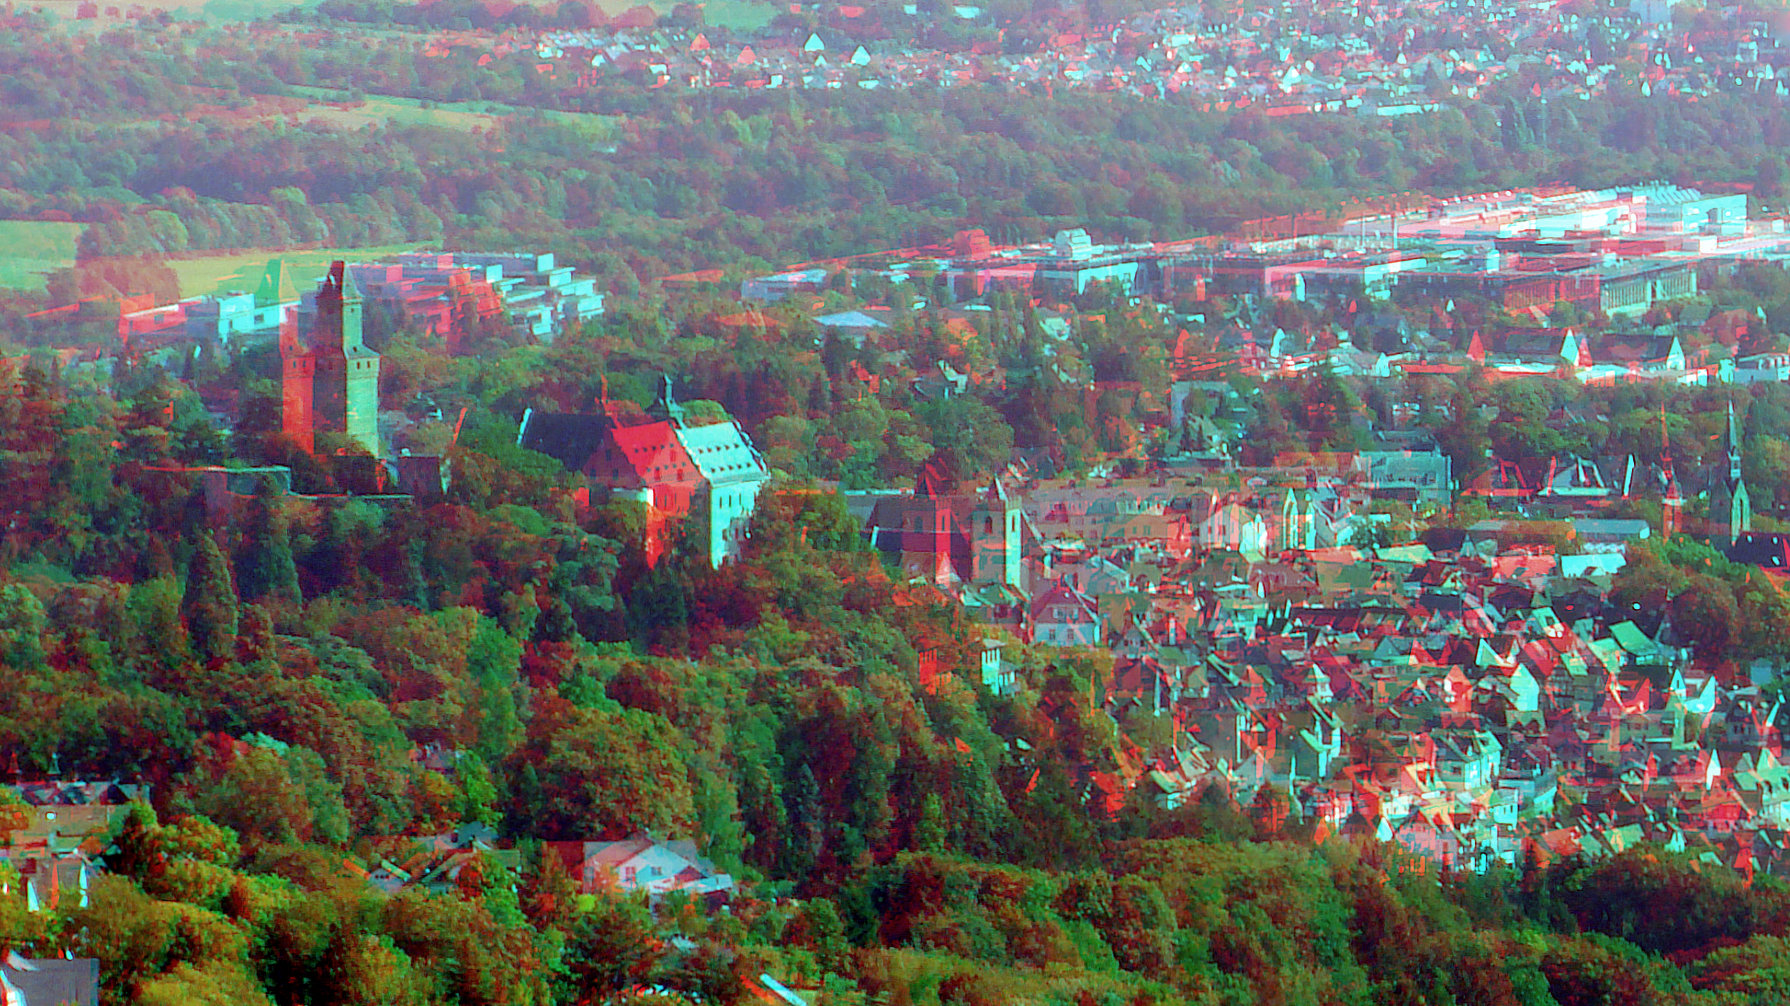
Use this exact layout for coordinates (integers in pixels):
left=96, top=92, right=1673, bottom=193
left=676, top=421, right=770, bottom=568
left=1733, top=353, right=1790, bottom=384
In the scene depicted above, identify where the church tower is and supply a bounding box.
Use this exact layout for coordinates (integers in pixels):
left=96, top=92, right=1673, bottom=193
left=1710, top=399, right=1750, bottom=546
left=969, top=479, right=1023, bottom=588
left=283, top=262, right=380, bottom=458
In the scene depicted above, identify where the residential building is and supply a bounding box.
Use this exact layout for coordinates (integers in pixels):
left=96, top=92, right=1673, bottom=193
left=0, top=953, right=98, bottom=1006
left=1733, top=353, right=1790, bottom=384
left=1030, top=579, right=1102, bottom=646
left=548, top=836, right=735, bottom=906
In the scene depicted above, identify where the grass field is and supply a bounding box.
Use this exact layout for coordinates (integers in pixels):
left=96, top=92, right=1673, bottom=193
left=532, top=107, right=625, bottom=142
left=283, top=88, right=624, bottom=141
left=168, top=244, right=424, bottom=299
left=700, top=0, right=778, bottom=31
left=297, top=96, right=505, bottom=133
left=0, top=221, right=85, bottom=294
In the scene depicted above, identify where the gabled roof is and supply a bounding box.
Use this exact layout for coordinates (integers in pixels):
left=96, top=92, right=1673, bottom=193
left=815, top=309, right=889, bottom=329
left=1608, top=620, right=1657, bottom=655
left=607, top=421, right=695, bottom=483
left=1486, top=326, right=1579, bottom=360
left=676, top=421, right=768, bottom=486
left=1587, top=331, right=1681, bottom=366
left=517, top=411, right=614, bottom=470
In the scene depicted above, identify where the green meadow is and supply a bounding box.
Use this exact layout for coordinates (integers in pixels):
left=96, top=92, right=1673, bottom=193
left=0, top=221, right=85, bottom=294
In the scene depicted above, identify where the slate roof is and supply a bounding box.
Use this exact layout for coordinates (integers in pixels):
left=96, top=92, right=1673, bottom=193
left=517, top=410, right=614, bottom=470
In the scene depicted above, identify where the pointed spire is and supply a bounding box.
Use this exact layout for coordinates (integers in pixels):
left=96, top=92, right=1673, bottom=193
left=254, top=257, right=288, bottom=308
left=651, top=374, right=685, bottom=426
left=1727, top=397, right=1744, bottom=482
left=322, top=260, right=359, bottom=303
left=1660, top=403, right=1683, bottom=538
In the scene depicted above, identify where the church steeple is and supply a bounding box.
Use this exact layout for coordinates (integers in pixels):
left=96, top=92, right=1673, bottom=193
left=1727, top=398, right=1744, bottom=483
left=1660, top=404, right=1682, bottom=539
left=1712, top=397, right=1750, bottom=546
left=651, top=374, right=686, bottom=427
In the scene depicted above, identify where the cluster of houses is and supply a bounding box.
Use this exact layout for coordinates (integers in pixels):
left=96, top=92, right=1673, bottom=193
left=0, top=772, right=736, bottom=908
left=0, top=779, right=755, bottom=1001
left=1190, top=312, right=1770, bottom=388
left=830, top=367, right=1785, bottom=877
left=0, top=780, right=145, bottom=913
left=939, top=511, right=1790, bottom=877
left=509, top=0, right=1790, bottom=111
left=518, top=377, right=773, bottom=568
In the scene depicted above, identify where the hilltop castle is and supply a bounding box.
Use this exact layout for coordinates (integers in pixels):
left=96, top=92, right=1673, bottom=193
left=281, top=261, right=381, bottom=458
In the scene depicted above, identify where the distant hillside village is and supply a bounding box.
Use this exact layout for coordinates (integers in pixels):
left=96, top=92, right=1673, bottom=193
left=504, top=0, right=1790, bottom=112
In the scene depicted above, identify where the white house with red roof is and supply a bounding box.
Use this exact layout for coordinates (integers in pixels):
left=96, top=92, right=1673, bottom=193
left=548, top=836, right=734, bottom=906
left=1030, top=579, right=1102, bottom=646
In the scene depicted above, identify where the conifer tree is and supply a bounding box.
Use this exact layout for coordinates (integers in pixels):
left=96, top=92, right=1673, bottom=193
left=182, top=531, right=238, bottom=665
left=234, top=482, right=301, bottom=606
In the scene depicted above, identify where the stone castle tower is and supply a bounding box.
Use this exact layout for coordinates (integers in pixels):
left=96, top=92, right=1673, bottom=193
left=282, top=261, right=380, bottom=457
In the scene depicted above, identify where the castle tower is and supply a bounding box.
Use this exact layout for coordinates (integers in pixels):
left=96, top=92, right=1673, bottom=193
left=283, top=262, right=380, bottom=458
left=279, top=308, right=316, bottom=454
left=969, top=479, right=1023, bottom=588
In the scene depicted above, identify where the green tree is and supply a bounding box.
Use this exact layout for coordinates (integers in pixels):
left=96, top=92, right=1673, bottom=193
left=182, top=532, right=237, bottom=665
left=509, top=701, right=695, bottom=840
left=233, top=485, right=300, bottom=607
left=564, top=891, right=663, bottom=1000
